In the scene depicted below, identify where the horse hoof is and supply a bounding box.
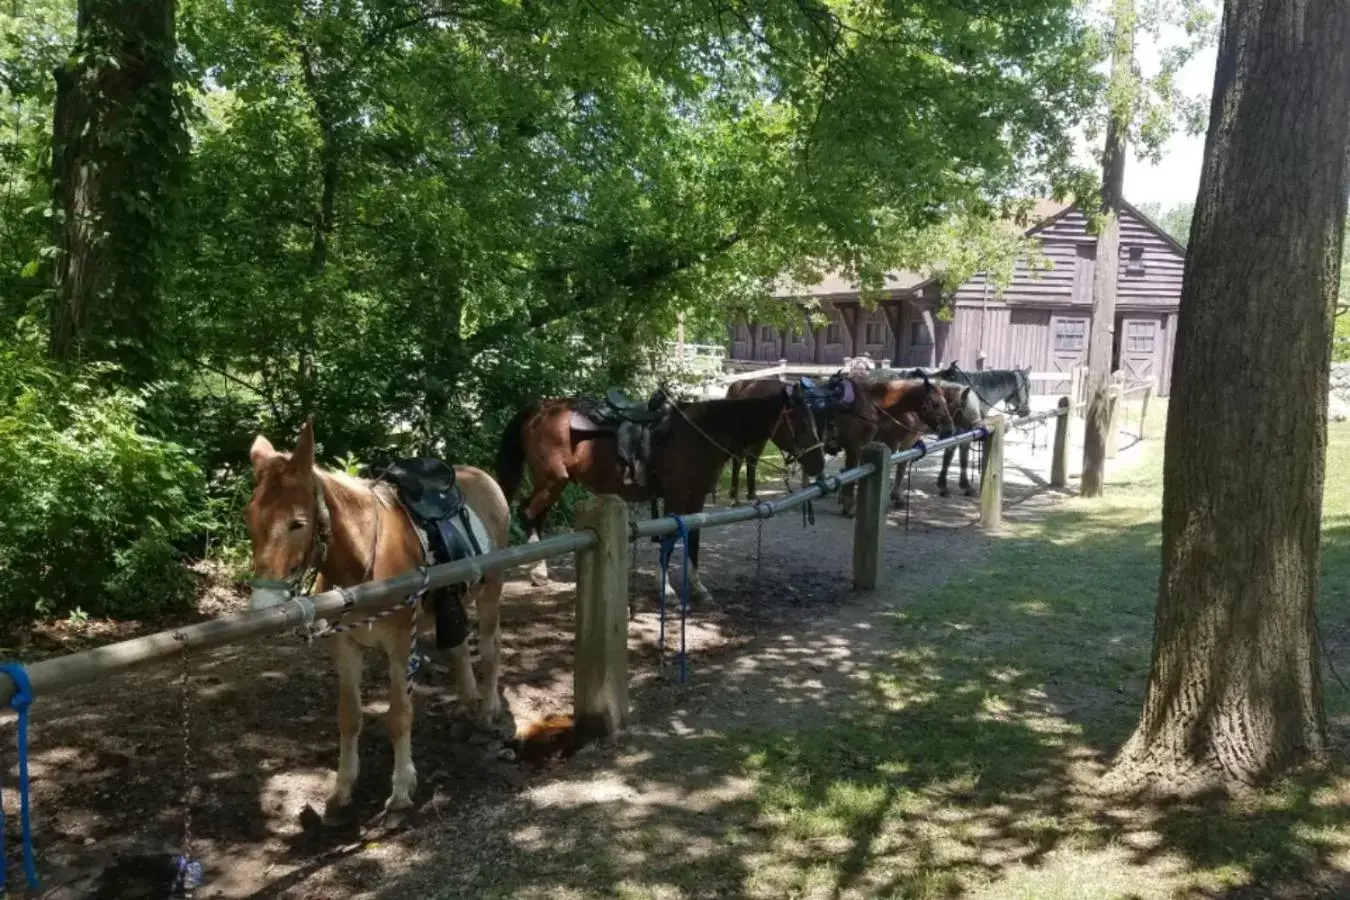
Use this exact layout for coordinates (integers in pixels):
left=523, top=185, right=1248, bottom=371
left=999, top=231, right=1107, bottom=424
left=322, top=793, right=354, bottom=825
left=891, top=498, right=907, bottom=510
left=963, top=487, right=976, bottom=497
left=841, top=508, right=855, bottom=519
left=730, top=498, right=742, bottom=508
left=529, top=571, right=550, bottom=587
left=384, top=790, right=415, bottom=814
left=938, top=488, right=950, bottom=498
left=479, top=696, right=501, bottom=725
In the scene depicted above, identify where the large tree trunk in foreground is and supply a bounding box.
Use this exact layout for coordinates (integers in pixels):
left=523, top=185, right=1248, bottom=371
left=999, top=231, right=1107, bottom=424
left=50, top=0, right=182, bottom=383
left=1107, top=0, right=1350, bottom=795
left=1081, top=0, right=1133, bottom=498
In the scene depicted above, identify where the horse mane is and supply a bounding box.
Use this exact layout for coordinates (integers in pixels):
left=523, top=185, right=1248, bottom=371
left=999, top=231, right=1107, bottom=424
left=315, top=466, right=399, bottom=510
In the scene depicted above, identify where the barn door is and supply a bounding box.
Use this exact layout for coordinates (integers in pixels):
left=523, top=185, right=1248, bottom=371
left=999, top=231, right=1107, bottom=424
left=1118, top=316, right=1163, bottom=384
left=1046, top=314, right=1089, bottom=393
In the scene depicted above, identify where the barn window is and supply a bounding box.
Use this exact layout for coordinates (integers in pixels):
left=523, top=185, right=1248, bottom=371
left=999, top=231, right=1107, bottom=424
left=826, top=323, right=842, bottom=344
left=1054, top=319, right=1086, bottom=352
left=865, top=322, right=885, bottom=344
left=1126, top=321, right=1155, bottom=354
left=1126, top=246, right=1146, bottom=276
left=760, top=325, right=775, bottom=342
left=790, top=327, right=806, bottom=345
left=909, top=321, right=932, bottom=346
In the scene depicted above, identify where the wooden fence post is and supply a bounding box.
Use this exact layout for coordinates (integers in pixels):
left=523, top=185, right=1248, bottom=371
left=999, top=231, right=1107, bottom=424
left=980, top=415, right=1005, bottom=530
left=852, top=442, right=891, bottom=591
left=1105, top=384, right=1122, bottom=459
left=1051, top=396, right=1071, bottom=488
left=574, top=495, right=630, bottom=737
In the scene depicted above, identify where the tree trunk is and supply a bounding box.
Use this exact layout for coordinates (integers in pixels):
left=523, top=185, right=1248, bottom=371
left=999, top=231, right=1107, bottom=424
left=49, top=0, right=182, bottom=383
left=1081, top=0, right=1134, bottom=498
left=1106, top=0, right=1350, bottom=795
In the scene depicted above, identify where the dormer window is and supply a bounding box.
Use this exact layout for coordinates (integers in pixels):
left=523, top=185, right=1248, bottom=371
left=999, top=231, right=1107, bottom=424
left=1126, top=246, right=1145, bottom=276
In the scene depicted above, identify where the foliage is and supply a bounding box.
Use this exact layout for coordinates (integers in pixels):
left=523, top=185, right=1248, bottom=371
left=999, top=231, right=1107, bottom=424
left=1137, top=200, right=1194, bottom=246
left=0, top=327, right=211, bottom=620
left=0, top=0, right=1105, bottom=615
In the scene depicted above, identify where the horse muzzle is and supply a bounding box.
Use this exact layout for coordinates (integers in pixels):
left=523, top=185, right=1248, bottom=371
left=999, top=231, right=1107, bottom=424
left=249, top=584, right=292, bottom=611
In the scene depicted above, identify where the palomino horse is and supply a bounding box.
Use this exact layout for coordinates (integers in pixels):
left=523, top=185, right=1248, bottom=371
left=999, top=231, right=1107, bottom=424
left=496, top=387, right=827, bottom=599
left=832, top=375, right=958, bottom=516
left=245, top=420, right=510, bottom=818
left=906, top=365, right=1031, bottom=496
left=722, top=375, right=832, bottom=504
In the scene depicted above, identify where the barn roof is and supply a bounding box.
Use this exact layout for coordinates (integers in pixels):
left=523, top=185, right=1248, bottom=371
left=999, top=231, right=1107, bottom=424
left=772, top=198, right=1074, bottom=301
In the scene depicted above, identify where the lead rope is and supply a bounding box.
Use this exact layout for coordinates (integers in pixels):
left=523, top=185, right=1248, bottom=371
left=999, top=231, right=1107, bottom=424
left=0, top=662, right=38, bottom=895
left=657, top=515, right=691, bottom=683
left=172, top=635, right=203, bottom=897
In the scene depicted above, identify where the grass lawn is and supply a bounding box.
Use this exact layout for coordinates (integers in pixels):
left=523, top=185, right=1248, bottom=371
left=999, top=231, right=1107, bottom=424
left=389, top=409, right=1350, bottom=900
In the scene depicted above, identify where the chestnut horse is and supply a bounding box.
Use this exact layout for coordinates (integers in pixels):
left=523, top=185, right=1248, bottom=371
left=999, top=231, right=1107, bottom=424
left=834, top=376, right=960, bottom=516
left=496, top=387, right=826, bottom=600
left=721, top=375, right=834, bottom=504
left=245, top=420, right=510, bottom=819
left=891, top=381, right=983, bottom=501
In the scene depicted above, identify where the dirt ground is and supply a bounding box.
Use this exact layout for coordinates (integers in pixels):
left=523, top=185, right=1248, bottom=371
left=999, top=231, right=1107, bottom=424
left=0, top=422, right=1136, bottom=899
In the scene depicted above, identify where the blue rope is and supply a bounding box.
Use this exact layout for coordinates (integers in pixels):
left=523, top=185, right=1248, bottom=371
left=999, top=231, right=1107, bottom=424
left=657, top=515, right=691, bottom=683
left=0, top=662, right=39, bottom=893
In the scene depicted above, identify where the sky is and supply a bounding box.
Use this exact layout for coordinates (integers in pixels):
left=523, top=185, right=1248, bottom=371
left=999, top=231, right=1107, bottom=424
left=1073, top=32, right=1219, bottom=211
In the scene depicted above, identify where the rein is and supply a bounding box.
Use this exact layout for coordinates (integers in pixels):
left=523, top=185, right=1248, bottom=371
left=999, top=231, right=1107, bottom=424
left=945, top=364, right=1025, bottom=417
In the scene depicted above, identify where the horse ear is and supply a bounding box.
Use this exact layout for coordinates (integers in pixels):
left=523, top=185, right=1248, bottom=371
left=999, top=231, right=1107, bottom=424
left=249, top=435, right=275, bottom=474
left=291, top=415, right=316, bottom=472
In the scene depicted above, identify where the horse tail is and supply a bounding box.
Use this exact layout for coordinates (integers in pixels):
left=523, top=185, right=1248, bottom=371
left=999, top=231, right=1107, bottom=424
left=495, top=404, right=535, bottom=506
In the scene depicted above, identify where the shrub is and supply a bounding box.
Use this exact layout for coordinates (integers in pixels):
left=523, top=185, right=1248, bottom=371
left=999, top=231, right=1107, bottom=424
left=0, top=336, right=210, bottom=620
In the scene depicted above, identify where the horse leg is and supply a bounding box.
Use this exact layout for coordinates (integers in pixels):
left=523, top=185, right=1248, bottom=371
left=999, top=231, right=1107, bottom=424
left=522, top=473, right=568, bottom=587
left=745, top=453, right=759, bottom=502
left=729, top=457, right=742, bottom=506
left=325, top=635, right=364, bottom=820
left=891, top=460, right=908, bottom=509
left=938, top=447, right=953, bottom=497
left=383, top=628, right=417, bottom=812
left=475, top=577, right=505, bottom=724
left=840, top=444, right=860, bottom=517
left=960, top=443, right=975, bottom=496
left=686, top=526, right=713, bottom=604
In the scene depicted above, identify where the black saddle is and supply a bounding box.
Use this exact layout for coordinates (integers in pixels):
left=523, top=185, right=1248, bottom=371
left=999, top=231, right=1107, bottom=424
left=602, top=388, right=670, bottom=423
left=364, top=457, right=464, bottom=521
left=361, top=457, right=481, bottom=650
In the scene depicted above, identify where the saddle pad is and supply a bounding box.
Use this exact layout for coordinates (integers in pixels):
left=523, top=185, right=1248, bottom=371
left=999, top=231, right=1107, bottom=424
left=570, top=410, right=608, bottom=432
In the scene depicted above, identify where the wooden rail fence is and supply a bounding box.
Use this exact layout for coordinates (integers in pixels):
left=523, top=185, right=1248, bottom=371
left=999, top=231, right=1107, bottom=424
left=0, top=391, right=1157, bottom=891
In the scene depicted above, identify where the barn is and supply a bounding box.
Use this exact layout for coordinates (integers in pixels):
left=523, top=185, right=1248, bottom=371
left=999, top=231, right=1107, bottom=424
left=728, top=200, right=1185, bottom=395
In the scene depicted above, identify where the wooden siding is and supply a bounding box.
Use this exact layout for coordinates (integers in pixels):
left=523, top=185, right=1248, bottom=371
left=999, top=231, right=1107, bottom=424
left=1006, top=308, right=1051, bottom=370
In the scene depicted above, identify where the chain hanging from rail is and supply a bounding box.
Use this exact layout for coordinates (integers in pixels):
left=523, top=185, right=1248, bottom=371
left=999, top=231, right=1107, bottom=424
left=172, top=633, right=204, bottom=897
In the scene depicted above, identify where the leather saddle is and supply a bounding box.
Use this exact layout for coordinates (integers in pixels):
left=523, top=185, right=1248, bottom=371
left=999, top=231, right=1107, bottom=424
left=361, top=457, right=483, bottom=649
left=588, top=388, right=671, bottom=425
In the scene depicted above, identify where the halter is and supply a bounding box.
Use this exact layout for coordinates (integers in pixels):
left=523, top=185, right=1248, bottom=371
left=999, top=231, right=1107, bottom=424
left=846, top=376, right=952, bottom=439
left=247, top=476, right=333, bottom=599
left=775, top=388, right=825, bottom=466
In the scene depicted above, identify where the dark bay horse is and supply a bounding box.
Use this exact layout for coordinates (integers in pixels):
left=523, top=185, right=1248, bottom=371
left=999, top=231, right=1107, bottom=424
left=906, top=364, right=1032, bottom=496
left=245, top=420, right=511, bottom=819
left=496, top=387, right=826, bottom=600
left=722, top=375, right=832, bottom=504
left=831, top=376, right=958, bottom=516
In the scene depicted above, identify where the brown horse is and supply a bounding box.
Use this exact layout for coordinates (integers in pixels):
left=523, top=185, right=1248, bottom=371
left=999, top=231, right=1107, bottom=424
left=245, top=419, right=510, bottom=819
left=833, top=376, right=961, bottom=516
left=722, top=376, right=821, bottom=505
left=496, top=387, right=826, bottom=600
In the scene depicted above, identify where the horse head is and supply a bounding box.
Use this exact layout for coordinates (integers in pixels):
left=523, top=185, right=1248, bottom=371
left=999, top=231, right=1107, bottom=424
left=244, top=417, right=331, bottom=610
left=776, top=384, right=828, bottom=477
left=915, top=373, right=956, bottom=438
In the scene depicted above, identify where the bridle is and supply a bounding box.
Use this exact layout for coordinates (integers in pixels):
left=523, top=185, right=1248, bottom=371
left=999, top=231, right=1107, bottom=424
left=774, top=388, right=826, bottom=467
left=838, top=375, right=953, bottom=439
left=943, top=363, right=1031, bottom=419
left=248, top=475, right=382, bottom=601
